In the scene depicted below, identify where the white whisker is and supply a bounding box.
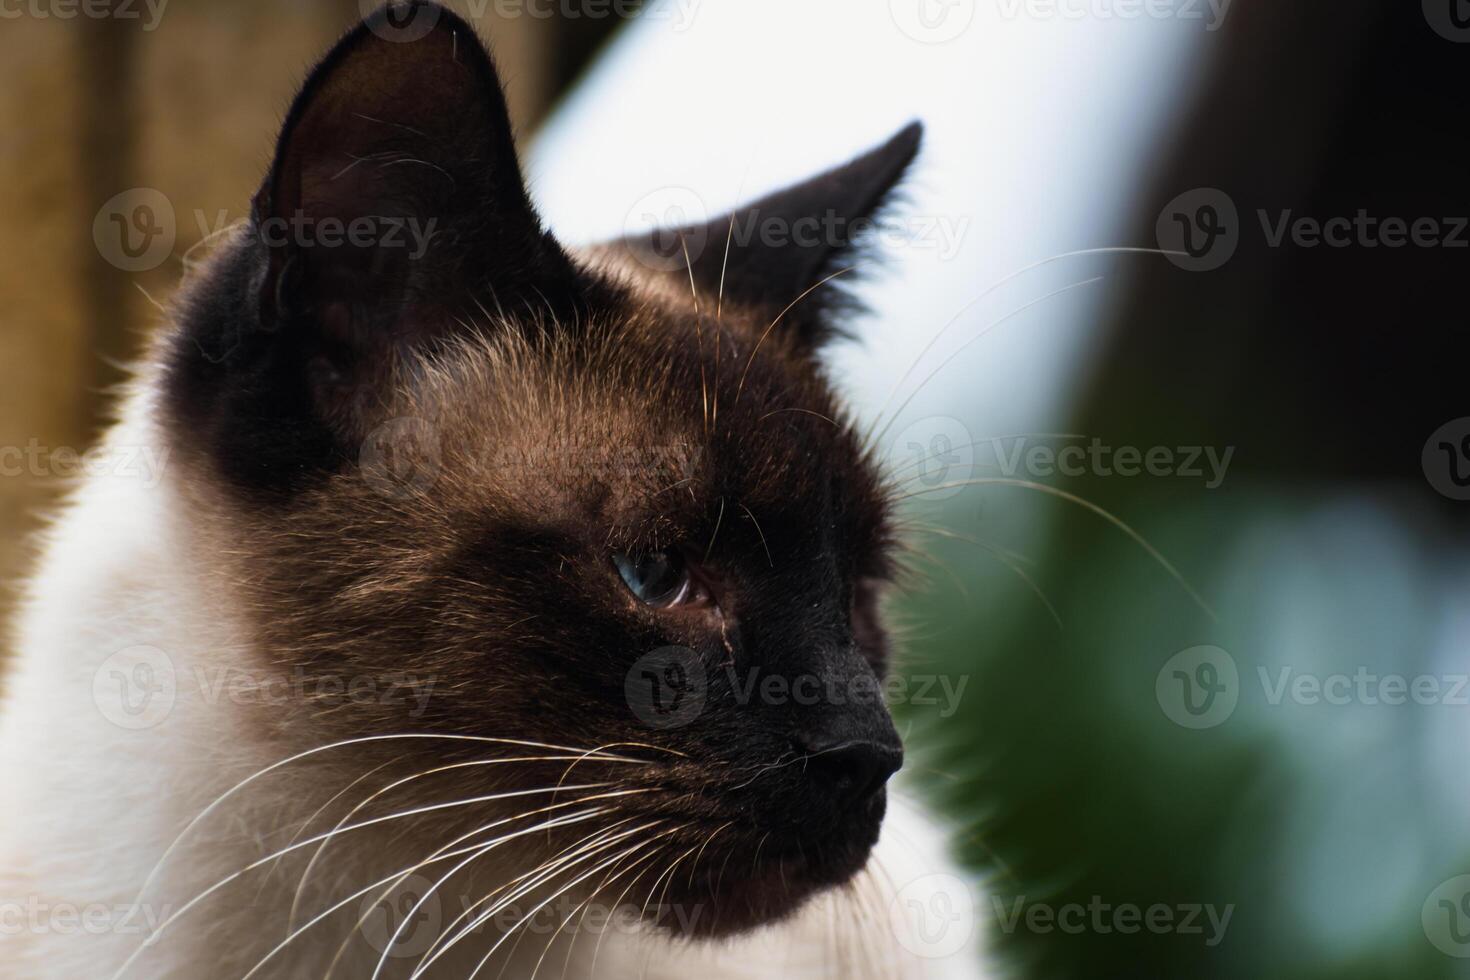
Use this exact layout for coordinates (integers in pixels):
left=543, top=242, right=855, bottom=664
left=125, top=733, right=650, bottom=935
left=863, top=246, right=1187, bottom=445
left=111, top=782, right=614, bottom=980
left=237, top=808, right=608, bottom=980
left=463, top=827, right=663, bottom=980
left=419, top=822, right=660, bottom=979
left=289, top=754, right=635, bottom=933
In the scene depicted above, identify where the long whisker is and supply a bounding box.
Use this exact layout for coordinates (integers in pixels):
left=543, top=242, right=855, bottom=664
left=110, top=783, right=615, bottom=980
left=555, top=847, right=661, bottom=980
left=421, top=822, right=660, bottom=979
left=689, top=821, right=732, bottom=888
left=733, top=267, right=854, bottom=410
left=237, top=807, right=610, bottom=980
left=290, top=755, right=634, bottom=933
left=587, top=826, right=686, bottom=976
left=895, top=476, right=1216, bottom=618
left=540, top=840, right=659, bottom=980
left=871, top=276, right=1104, bottom=449
left=681, top=233, right=710, bottom=438
left=464, top=828, right=664, bottom=980
left=550, top=740, right=686, bottom=816
left=252, top=759, right=396, bottom=912
left=738, top=502, right=773, bottom=568
left=413, top=819, right=649, bottom=976
left=123, top=733, right=650, bottom=935
left=863, top=246, right=1186, bottom=446
left=372, top=813, right=633, bottom=980
left=323, top=790, right=653, bottom=980
left=500, top=832, right=648, bottom=980
left=716, top=210, right=737, bottom=322
left=409, top=821, right=621, bottom=976
left=901, top=523, right=1062, bottom=628
left=884, top=432, right=1088, bottom=486
left=641, top=839, right=700, bottom=925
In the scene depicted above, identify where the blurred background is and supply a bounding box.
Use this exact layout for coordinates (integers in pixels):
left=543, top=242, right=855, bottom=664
left=3, top=0, right=1468, bottom=977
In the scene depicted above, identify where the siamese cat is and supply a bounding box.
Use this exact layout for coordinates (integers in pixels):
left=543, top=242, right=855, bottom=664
left=0, top=3, right=985, bottom=977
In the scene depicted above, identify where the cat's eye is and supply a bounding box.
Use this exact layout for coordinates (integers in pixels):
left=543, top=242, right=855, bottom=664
left=613, top=550, right=697, bottom=608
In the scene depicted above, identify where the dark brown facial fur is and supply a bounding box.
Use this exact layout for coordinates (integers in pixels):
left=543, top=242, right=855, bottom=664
left=161, top=1, right=921, bottom=940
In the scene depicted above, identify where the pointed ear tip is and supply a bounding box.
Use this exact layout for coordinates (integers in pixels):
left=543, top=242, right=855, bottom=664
left=866, top=121, right=923, bottom=179
left=295, top=1, right=489, bottom=93
left=889, top=120, right=925, bottom=156
left=895, top=120, right=925, bottom=144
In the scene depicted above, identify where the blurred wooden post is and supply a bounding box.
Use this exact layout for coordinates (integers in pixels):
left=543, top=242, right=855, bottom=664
left=0, top=0, right=557, bottom=648
left=0, top=17, right=91, bottom=624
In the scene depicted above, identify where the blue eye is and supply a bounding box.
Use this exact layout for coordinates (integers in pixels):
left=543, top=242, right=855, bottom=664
left=613, top=550, right=690, bottom=607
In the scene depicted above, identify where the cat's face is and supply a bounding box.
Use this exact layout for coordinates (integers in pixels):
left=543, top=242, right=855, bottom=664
left=164, top=1, right=920, bottom=938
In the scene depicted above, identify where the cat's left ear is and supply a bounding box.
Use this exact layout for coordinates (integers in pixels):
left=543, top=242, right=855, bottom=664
left=254, top=0, right=582, bottom=337
left=624, top=123, right=923, bottom=350
left=171, top=2, right=590, bottom=498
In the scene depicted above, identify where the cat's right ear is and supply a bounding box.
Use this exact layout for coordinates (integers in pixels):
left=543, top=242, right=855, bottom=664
left=249, top=1, right=581, bottom=424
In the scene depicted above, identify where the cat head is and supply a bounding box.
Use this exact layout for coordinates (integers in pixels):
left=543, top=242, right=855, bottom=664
left=164, top=1, right=921, bottom=938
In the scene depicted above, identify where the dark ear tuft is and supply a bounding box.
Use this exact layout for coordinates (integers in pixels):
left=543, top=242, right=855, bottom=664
left=632, top=122, right=923, bottom=350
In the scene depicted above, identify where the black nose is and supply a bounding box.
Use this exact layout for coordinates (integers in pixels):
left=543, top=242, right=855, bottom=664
left=793, top=736, right=903, bottom=806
